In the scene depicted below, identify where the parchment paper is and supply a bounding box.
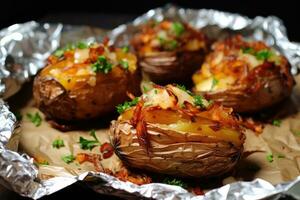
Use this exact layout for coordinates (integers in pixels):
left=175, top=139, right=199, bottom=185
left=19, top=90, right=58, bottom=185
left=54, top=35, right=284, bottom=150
left=16, top=75, right=300, bottom=189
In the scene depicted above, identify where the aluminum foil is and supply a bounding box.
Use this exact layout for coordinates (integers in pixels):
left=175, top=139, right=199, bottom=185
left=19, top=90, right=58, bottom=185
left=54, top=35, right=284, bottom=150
left=1, top=4, right=300, bottom=200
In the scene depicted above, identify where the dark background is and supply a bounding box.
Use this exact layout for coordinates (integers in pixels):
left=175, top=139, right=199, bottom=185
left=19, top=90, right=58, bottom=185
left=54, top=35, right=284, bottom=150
left=0, top=0, right=298, bottom=199
left=1, top=0, right=299, bottom=41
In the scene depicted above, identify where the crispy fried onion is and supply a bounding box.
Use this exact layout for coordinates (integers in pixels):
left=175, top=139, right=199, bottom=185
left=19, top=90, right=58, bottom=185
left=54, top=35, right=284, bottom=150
left=127, top=85, right=244, bottom=153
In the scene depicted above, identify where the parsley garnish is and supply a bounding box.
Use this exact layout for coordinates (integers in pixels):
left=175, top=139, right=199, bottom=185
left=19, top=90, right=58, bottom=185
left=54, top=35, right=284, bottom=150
left=52, top=139, right=65, bottom=149
left=26, top=112, right=42, bottom=127
left=53, top=41, right=89, bottom=57
left=116, top=97, right=139, bottom=114
left=242, top=47, right=255, bottom=54
left=164, top=40, right=178, bottom=50
left=143, top=86, right=149, bottom=93
left=122, top=46, right=129, bottom=53
left=62, top=154, right=75, bottom=164
left=154, top=89, right=158, bottom=94
left=242, top=47, right=272, bottom=61
left=176, top=84, right=187, bottom=91
left=171, top=22, right=185, bottom=37
left=77, top=41, right=88, bottom=49
left=119, top=59, right=129, bottom=70
left=194, top=95, right=205, bottom=108
left=176, top=84, right=192, bottom=95
left=211, top=77, right=219, bottom=90
left=163, top=177, right=187, bottom=188
left=53, top=49, right=64, bottom=57
left=272, top=119, right=281, bottom=127
left=79, top=130, right=100, bottom=150
left=176, top=84, right=208, bottom=108
left=266, top=153, right=274, bottom=163
left=158, top=37, right=178, bottom=51
left=255, top=49, right=272, bottom=60
left=92, top=56, right=113, bottom=74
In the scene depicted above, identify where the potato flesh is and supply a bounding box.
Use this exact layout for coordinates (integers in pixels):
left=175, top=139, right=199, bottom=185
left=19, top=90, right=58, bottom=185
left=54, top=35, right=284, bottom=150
left=41, top=47, right=137, bottom=91
left=193, top=37, right=284, bottom=92
left=120, top=108, right=242, bottom=146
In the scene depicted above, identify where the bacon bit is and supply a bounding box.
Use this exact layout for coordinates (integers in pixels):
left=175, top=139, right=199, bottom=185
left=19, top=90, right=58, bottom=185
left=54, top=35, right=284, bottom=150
left=126, top=92, right=136, bottom=100
left=152, top=84, right=164, bottom=89
left=75, top=153, right=88, bottom=164
left=100, top=142, right=114, bottom=159
left=209, top=122, right=221, bottom=131
left=242, top=117, right=263, bottom=134
left=63, top=51, right=74, bottom=59
left=89, top=46, right=105, bottom=62
left=181, top=101, right=201, bottom=116
left=47, top=55, right=59, bottom=65
left=75, top=153, right=103, bottom=171
left=34, top=156, right=48, bottom=164
left=191, top=186, right=204, bottom=195
left=102, top=37, right=110, bottom=46
left=115, top=168, right=152, bottom=185
left=108, top=45, right=115, bottom=52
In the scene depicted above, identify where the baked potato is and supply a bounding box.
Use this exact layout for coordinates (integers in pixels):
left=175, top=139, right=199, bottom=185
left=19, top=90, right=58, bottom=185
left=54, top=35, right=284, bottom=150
left=110, top=84, right=245, bottom=177
left=192, top=35, right=295, bottom=113
left=131, top=20, right=208, bottom=84
left=33, top=40, right=141, bottom=122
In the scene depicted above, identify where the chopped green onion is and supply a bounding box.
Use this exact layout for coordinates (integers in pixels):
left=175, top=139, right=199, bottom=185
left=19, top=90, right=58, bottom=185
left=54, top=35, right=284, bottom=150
left=116, top=97, right=139, bottom=114
left=211, top=77, right=219, bottom=90
left=255, top=49, right=272, bottom=60
left=163, top=177, right=187, bottom=188
left=26, top=112, right=42, bottom=127
left=119, top=59, right=129, bottom=70
left=194, top=95, right=205, bottom=108
left=52, top=139, right=65, bottom=149
left=92, top=56, right=113, bottom=74
left=171, top=22, right=185, bottom=37
left=272, top=119, right=282, bottom=127
left=266, top=153, right=274, bottom=163
left=122, top=46, right=129, bottom=53
left=62, top=154, right=75, bottom=164
left=79, top=130, right=100, bottom=150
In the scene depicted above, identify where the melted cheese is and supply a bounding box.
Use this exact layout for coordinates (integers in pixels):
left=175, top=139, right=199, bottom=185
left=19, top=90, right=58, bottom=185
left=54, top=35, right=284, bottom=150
left=74, top=49, right=90, bottom=64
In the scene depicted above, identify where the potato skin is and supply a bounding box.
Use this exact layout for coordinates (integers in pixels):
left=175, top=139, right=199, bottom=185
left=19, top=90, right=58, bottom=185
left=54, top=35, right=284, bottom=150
left=193, top=35, right=295, bottom=113
left=110, top=120, right=244, bottom=178
left=201, top=63, right=293, bottom=112
left=131, top=20, right=208, bottom=84
left=109, top=85, right=245, bottom=178
left=33, top=67, right=140, bottom=121
left=139, top=50, right=206, bottom=83
left=33, top=44, right=141, bottom=121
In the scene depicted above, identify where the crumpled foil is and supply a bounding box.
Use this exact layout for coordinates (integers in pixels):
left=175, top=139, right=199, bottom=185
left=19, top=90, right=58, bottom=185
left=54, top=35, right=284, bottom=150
left=1, top=4, right=300, bottom=200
